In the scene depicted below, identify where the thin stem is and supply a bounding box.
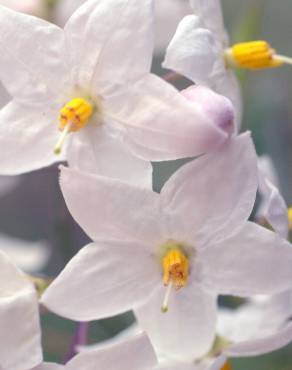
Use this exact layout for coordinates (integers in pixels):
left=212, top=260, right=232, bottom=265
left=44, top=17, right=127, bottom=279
left=54, top=122, right=72, bottom=155
left=274, top=54, right=292, bottom=66
left=161, top=281, right=173, bottom=313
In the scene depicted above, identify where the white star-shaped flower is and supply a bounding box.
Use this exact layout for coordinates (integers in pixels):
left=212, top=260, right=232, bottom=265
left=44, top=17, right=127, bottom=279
left=0, top=0, right=231, bottom=179
left=41, top=133, right=292, bottom=360
left=0, top=250, right=42, bottom=370
left=163, top=0, right=292, bottom=130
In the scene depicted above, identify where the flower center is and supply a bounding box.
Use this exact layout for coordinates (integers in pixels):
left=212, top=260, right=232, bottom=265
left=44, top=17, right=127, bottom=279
left=161, top=244, right=189, bottom=313
left=54, top=97, right=93, bottom=155
left=224, top=40, right=292, bottom=70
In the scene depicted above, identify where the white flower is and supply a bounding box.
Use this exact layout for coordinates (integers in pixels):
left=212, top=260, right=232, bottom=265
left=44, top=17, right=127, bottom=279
left=0, top=0, right=231, bottom=178
left=0, top=250, right=42, bottom=370
left=42, top=133, right=292, bottom=360
left=32, top=332, right=157, bottom=370
left=163, top=0, right=292, bottom=130
left=54, top=0, right=191, bottom=56
left=257, top=155, right=289, bottom=238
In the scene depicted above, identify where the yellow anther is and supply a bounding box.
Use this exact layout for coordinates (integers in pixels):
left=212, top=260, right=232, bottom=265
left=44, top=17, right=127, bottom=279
left=59, top=98, right=93, bottom=132
left=225, top=41, right=283, bottom=70
left=221, top=361, right=232, bottom=370
left=162, top=247, right=189, bottom=290
left=288, top=207, right=292, bottom=230
left=54, top=98, right=93, bottom=155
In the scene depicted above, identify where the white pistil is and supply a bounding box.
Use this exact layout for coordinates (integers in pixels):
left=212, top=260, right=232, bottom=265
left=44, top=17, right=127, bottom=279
left=274, top=54, right=292, bottom=66
left=161, top=281, right=173, bottom=313
left=54, top=121, right=73, bottom=155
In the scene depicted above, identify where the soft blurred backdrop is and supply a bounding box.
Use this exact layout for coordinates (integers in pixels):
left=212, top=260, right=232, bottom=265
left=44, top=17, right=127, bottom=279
left=0, top=0, right=291, bottom=368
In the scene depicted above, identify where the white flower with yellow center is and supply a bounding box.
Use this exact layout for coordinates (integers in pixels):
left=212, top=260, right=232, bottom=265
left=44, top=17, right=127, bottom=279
left=41, top=133, right=292, bottom=360
left=0, top=0, right=231, bottom=179
left=163, top=0, right=292, bottom=130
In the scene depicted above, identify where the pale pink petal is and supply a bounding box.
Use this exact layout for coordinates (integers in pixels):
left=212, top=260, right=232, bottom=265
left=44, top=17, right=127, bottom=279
left=189, top=0, right=226, bottom=42
left=135, top=282, right=217, bottom=360
left=0, top=101, right=64, bottom=175
left=67, top=333, right=157, bottom=370
left=163, top=15, right=219, bottom=85
left=67, top=124, right=152, bottom=188
left=202, top=222, right=292, bottom=296
left=32, top=364, right=64, bottom=370
left=59, top=166, right=162, bottom=243
left=0, top=6, right=68, bottom=99
left=0, top=251, right=42, bottom=370
left=160, top=133, right=257, bottom=245
left=41, top=241, right=159, bottom=321
left=225, top=321, right=292, bottom=357
left=64, top=0, right=153, bottom=89
left=105, top=74, right=229, bottom=161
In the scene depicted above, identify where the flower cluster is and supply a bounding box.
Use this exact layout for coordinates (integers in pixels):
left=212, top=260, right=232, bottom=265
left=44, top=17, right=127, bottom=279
left=0, top=0, right=292, bottom=369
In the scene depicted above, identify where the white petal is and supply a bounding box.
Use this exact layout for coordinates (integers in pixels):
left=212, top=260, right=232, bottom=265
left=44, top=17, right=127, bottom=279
left=202, top=222, right=292, bottom=296
left=160, top=133, right=257, bottom=245
left=64, top=0, right=153, bottom=89
left=257, top=159, right=288, bottom=238
left=106, top=74, right=229, bottom=161
left=258, top=155, right=280, bottom=188
left=0, top=101, right=63, bottom=175
left=214, top=72, right=242, bottom=133
left=32, top=363, right=64, bottom=370
left=67, top=124, right=152, bottom=188
left=163, top=15, right=219, bottom=85
left=189, top=0, right=226, bottom=42
left=0, top=235, right=50, bottom=273
left=135, top=282, right=217, bottom=360
left=0, top=6, right=67, bottom=99
left=59, top=166, right=162, bottom=243
left=67, top=333, right=157, bottom=370
left=54, top=0, right=85, bottom=26
left=41, top=241, right=159, bottom=321
left=0, top=251, right=42, bottom=370
left=225, top=321, right=292, bottom=357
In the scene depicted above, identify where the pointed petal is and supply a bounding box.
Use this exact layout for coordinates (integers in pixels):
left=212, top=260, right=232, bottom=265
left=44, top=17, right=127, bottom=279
left=59, top=166, right=162, bottom=243
left=163, top=15, right=219, bottom=85
left=64, top=0, right=153, bottom=89
left=257, top=159, right=289, bottom=238
left=67, top=333, right=157, bottom=370
left=0, top=251, right=42, bottom=370
left=160, top=133, right=257, bottom=245
left=202, top=222, right=292, bottom=296
left=135, top=283, right=217, bottom=360
left=67, top=124, right=152, bottom=188
left=41, top=241, right=159, bottom=321
left=189, top=0, right=226, bottom=40
left=225, top=321, right=292, bottom=357
left=106, top=73, right=229, bottom=161
left=0, top=101, right=62, bottom=175
left=0, top=6, right=67, bottom=99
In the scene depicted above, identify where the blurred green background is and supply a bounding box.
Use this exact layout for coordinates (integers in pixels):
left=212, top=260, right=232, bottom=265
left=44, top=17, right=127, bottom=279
left=0, top=0, right=292, bottom=368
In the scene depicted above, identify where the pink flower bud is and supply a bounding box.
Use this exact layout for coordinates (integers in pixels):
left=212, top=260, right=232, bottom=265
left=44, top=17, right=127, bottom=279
left=181, top=85, right=235, bottom=136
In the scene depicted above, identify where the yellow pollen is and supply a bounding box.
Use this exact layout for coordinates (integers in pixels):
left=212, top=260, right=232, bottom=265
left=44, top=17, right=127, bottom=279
left=225, top=41, right=283, bottom=70
left=54, top=98, right=93, bottom=155
left=221, top=361, right=232, bottom=370
left=288, top=207, right=292, bottom=230
left=161, top=247, right=189, bottom=312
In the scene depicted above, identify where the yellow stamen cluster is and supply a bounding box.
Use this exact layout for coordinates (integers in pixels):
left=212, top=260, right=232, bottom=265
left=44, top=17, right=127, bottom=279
left=162, top=247, right=189, bottom=290
left=225, top=41, right=283, bottom=70
left=288, top=207, right=292, bottom=230
left=221, top=362, right=232, bottom=370
left=59, top=98, right=93, bottom=132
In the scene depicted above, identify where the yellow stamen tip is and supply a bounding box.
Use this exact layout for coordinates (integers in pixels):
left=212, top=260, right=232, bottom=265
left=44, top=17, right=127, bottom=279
left=225, top=40, right=283, bottom=70
left=221, top=361, right=232, bottom=370
left=54, top=147, right=61, bottom=155
left=161, top=305, right=168, bottom=313
left=288, top=207, right=292, bottom=230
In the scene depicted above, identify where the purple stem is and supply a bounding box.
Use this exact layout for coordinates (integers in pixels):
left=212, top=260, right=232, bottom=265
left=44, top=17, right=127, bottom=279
left=63, top=322, right=89, bottom=363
